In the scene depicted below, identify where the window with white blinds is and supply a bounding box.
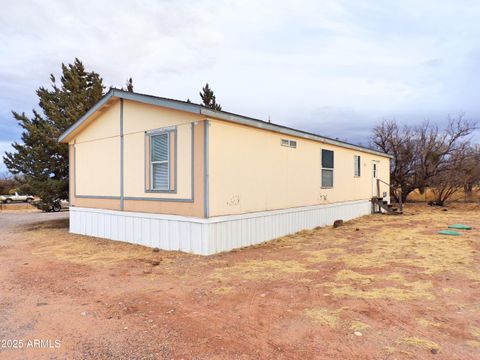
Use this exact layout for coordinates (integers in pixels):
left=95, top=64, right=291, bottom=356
left=150, top=132, right=169, bottom=190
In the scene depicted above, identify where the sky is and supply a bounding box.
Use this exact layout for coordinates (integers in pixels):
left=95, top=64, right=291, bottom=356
left=1, top=0, right=479, bottom=173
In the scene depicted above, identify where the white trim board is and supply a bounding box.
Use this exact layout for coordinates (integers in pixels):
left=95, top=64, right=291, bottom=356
left=69, top=200, right=371, bottom=255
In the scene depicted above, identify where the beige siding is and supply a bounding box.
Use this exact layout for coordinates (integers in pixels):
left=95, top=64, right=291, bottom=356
left=208, top=119, right=390, bottom=217
left=69, top=100, right=206, bottom=216
left=73, top=102, right=121, bottom=198
left=122, top=100, right=203, bottom=200
left=123, top=121, right=206, bottom=217
left=75, top=137, right=121, bottom=197
left=123, top=100, right=200, bottom=134
left=75, top=101, right=120, bottom=142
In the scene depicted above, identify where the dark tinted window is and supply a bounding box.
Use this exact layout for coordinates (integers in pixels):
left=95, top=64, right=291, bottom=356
left=355, top=155, right=361, bottom=176
left=322, top=149, right=334, bottom=168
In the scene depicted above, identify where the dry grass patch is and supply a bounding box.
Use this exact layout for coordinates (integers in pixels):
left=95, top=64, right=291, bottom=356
left=326, top=282, right=434, bottom=301
left=382, top=346, right=396, bottom=354
left=349, top=320, right=369, bottom=331
left=28, top=228, right=167, bottom=266
left=340, top=228, right=478, bottom=279
left=324, top=269, right=435, bottom=301
left=298, top=207, right=479, bottom=281
left=466, top=340, right=480, bottom=348
left=303, top=247, right=346, bottom=263
left=442, top=287, right=462, bottom=294
left=304, top=307, right=343, bottom=328
left=212, top=286, right=233, bottom=295
left=334, top=269, right=405, bottom=284
left=209, top=259, right=315, bottom=280
left=25, top=218, right=69, bottom=231
left=471, top=326, right=480, bottom=338
left=416, top=318, right=441, bottom=328
left=398, top=336, right=440, bottom=351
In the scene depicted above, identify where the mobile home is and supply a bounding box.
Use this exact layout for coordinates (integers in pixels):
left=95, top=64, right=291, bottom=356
left=59, top=89, right=391, bottom=255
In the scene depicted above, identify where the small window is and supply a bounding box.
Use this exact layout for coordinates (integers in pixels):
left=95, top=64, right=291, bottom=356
left=150, top=132, right=169, bottom=190
left=354, top=155, right=361, bottom=177
left=321, top=149, right=334, bottom=188
left=281, top=139, right=297, bottom=148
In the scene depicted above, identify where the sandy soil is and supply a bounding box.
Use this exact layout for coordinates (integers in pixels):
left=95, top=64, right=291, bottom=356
left=0, top=204, right=479, bottom=359
left=0, top=202, right=38, bottom=212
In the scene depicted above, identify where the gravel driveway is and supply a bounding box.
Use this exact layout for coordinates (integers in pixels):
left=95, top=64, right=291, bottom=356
left=0, top=210, right=69, bottom=229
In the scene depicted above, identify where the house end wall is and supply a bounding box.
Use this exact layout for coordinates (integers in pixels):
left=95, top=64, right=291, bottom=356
left=69, top=105, right=208, bottom=217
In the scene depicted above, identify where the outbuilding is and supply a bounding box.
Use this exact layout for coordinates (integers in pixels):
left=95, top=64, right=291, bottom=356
left=59, top=89, right=391, bottom=255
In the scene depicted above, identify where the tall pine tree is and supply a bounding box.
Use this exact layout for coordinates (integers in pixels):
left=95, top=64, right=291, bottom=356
left=123, top=77, right=134, bottom=92
left=199, top=83, right=222, bottom=110
left=4, top=58, right=104, bottom=205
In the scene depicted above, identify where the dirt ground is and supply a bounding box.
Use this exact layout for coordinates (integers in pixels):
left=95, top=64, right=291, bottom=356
left=0, top=202, right=38, bottom=212
left=0, top=204, right=479, bottom=359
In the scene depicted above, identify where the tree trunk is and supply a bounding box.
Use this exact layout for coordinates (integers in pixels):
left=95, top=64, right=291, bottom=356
left=401, top=186, right=414, bottom=203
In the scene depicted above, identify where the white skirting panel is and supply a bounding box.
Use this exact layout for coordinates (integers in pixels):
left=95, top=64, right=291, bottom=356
left=69, top=200, right=371, bottom=255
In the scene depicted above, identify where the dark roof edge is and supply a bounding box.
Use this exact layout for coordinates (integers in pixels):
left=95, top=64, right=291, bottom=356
left=59, top=88, right=392, bottom=159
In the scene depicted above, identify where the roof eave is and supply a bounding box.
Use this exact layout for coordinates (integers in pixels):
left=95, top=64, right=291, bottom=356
left=200, top=107, right=393, bottom=159
left=58, top=89, right=203, bottom=143
left=58, top=89, right=392, bottom=159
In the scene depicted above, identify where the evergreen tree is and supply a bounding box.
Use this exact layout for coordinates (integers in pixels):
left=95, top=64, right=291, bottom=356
left=124, top=77, right=134, bottom=92
left=199, top=83, right=222, bottom=110
left=4, top=58, right=104, bottom=206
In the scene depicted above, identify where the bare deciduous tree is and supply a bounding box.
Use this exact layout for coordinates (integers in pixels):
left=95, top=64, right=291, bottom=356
left=371, top=119, right=415, bottom=201
left=429, top=147, right=474, bottom=205
left=372, top=114, right=477, bottom=202
left=463, top=145, right=480, bottom=198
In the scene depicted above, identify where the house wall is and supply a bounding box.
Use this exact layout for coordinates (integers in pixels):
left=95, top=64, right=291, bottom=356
left=122, top=100, right=197, bottom=200
left=69, top=97, right=390, bottom=222
left=69, top=99, right=206, bottom=217
left=73, top=101, right=121, bottom=199
left=208, top=119, right=390, bottom=217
